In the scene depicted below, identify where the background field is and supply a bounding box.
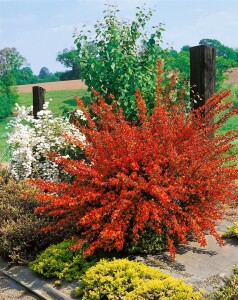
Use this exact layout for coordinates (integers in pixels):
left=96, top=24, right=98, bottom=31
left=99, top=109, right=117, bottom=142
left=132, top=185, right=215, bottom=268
left=0, top=79, right=237, bottom=163
left=16, top=79, right=87, bottom=93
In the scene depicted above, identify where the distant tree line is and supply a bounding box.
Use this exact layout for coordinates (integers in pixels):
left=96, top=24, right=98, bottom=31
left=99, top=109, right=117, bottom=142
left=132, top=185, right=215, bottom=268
left=1, top=38, right=237, bottom=88
left=57, top=38, right=238, bottom=90
left=15, top=66, right=64, bottom=85
left=0, top=38, right=237, bottom=119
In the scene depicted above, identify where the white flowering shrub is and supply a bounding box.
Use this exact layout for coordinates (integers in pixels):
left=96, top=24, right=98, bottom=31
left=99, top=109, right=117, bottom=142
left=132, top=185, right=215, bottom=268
left=7, top=102, right=86, bottom=181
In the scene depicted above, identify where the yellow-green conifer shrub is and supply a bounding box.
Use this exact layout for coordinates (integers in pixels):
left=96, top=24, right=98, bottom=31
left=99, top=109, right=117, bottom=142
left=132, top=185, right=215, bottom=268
left=125, top=278, right=202, bottom=300
left=75, top=258, right=203, bottom=300
left=30, top=239, right=98, bottom=282
left=222, top=222, right=238, bottom=238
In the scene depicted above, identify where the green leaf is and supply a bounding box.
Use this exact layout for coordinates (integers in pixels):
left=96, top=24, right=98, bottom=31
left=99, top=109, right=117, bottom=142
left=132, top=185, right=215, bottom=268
left=111, top=62, right=116, bottom=71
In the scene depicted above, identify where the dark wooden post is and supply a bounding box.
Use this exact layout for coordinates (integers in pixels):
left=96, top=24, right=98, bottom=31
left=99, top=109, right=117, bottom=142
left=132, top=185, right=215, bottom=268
left=190, top=45, right=216, bottom=111
left=33, top=86, right=45, bottom=118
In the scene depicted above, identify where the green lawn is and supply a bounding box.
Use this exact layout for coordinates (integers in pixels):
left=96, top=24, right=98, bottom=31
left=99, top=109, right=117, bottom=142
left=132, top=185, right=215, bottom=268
left=17, top=89, right=90, bottom=116
left=217, top=83, right=238, bottom=158
left=219, top=83, right=238, bottom=133
left=0, top=118, right=10, bottom=162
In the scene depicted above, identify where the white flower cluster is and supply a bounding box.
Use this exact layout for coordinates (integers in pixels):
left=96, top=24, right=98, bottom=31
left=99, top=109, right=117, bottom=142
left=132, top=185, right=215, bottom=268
left=7, top=102, right=86, bottom=181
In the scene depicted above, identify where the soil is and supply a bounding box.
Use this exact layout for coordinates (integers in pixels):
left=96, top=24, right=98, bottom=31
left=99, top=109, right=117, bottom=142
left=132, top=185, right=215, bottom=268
left=225, top=67, right=238, bottom=84
left=16, top=79, right=87, bottom=93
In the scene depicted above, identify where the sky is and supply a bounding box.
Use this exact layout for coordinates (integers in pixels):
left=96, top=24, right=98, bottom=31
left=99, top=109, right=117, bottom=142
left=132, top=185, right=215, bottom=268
left=0, top=0, right=238, bottom=75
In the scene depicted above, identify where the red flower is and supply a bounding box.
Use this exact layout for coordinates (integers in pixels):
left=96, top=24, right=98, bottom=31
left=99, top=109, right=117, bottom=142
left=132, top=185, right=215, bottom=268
left=34, top=65, right=238, bottom=258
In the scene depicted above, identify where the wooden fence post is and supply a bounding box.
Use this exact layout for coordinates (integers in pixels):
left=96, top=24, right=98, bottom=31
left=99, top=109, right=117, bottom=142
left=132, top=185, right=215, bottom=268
left=33, top=86, right=45, bottom=118
left=190, top=45, right=216, bottom=111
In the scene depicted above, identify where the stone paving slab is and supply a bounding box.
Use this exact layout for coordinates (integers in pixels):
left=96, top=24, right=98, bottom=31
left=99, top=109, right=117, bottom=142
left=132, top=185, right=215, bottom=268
left=0, top=260, right=75, bottom=300
left=136, top=220, right=238, bottom=294
left=0, top=272, right=40, bottom=300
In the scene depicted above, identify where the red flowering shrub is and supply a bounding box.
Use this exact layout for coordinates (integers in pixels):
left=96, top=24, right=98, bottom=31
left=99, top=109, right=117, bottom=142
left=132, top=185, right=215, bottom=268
left=34, top=64, right=238, bottom=258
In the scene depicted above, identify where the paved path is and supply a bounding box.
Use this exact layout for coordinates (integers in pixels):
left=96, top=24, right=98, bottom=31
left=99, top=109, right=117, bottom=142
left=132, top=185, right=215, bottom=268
left=0, top=273, right=40, bottom=300
left=0, top=258, right=74, bottom=300
left=136, top=220, right=238, bottom=294
left=0, top=220, right=237, bottom=299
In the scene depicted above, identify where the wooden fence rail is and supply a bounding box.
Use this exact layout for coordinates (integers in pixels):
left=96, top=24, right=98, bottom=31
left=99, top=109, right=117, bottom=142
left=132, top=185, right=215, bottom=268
left=32, top=45, right=216, bottom=118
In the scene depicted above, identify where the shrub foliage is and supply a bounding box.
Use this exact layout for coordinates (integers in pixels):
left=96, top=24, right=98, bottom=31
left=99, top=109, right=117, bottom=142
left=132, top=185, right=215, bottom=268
left=7, top=102, right=85, bottom=181
left=75, top=258, right=203, bottom=299
left=30, top=239, right=98, bottom=282
left=75, top=5, right=166, bottom=119
left=35, top=64, right=238, bottom=258
left=222, top=221, right=238, bottom=238
left=0, top=175, right=66, bottom=263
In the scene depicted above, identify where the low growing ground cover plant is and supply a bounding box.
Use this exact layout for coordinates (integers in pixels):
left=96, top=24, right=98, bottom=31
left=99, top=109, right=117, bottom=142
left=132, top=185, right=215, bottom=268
left=30, top=239, right=98, bottom=282
left=75, top=258, right=203, bottom=299
left=222, top=222, right=238, bottom=238
left=125, top=226, right=168, bottom=254
left=33, top=62, right=238, bottom=258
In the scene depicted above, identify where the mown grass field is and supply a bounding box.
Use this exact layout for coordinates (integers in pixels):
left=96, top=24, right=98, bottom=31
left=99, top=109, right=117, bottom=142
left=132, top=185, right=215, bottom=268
left=17, top=88, right=90, bottom=116
left=218, top=83, right=238, bottom=158
left=219, top=83, right=238, bottom=133
left=0, top=83, right=237, bottom=163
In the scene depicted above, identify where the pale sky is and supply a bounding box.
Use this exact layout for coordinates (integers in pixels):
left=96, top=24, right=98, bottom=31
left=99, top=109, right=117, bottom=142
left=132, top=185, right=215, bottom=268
left=0, top=0, right=237, bottom=74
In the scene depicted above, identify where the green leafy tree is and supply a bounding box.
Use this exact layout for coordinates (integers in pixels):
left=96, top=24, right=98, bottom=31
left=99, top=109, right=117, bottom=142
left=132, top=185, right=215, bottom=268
left=15, top=67, right=62, bottom=85
left=36, top=67, right=62, bottom=83
left=0, top=70, right=18, bottom=118
left=167, top=47, right=190, bottom=80
left=199, top=39, right=238, bottom=62
left=216, top=56, right=238, bottom=89
left=15, top=67, right=38, bottom=85
left=39, top=67, right=50, bottom=79
left=0, top=47, right=27, bottom=118
left=0, top=81, right=17, bottom=118
left=56, top=48, right=81, bottom=80
left=0, top=47, right=27, bottom=88
left=74, top=5, right=166, bottom=119
left=168, top=40, right=238, bottom=91
left=38, top=72, right=62, bottom=83
left=235, top=48, right=238, bottom=61
left=0, top=47, right=27, bottom=76
left=199, top=39, right=238, bottom=89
